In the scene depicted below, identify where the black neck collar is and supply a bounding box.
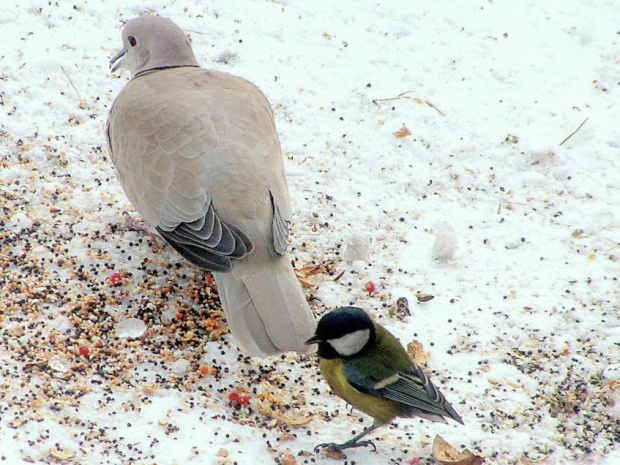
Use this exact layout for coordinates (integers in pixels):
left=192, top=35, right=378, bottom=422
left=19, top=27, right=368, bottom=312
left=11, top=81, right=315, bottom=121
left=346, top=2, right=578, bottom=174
left=133, top=64, right=200, bottom=79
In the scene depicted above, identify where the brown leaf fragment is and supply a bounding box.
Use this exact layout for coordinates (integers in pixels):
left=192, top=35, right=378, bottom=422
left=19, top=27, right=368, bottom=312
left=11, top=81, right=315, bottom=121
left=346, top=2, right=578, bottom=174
left=394, top=125, right=412, bottom=139
left=295, top=264, right=327, bottom=288
left=407, top=340, right=429, bottom=367
left=432, top=435, right=485, bottom=465
left=297, top=276, right=318, bottom=289
left=571, top=228, right=585, bottom=238
left=281, top=451, right=298, bottom=465
left=295, top=264, right=327, bottom=278
left=49, top=449, right=76, bottom=461
left=323, top=447, right=347, bottom=460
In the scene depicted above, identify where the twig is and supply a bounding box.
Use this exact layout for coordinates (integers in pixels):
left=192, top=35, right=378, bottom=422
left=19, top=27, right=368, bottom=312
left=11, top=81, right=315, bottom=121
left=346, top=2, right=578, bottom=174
left=373, top=91, right=416, bottom=104
left=373, top=91, right=445, bottom=116
left=184, top=29, right=209, bottom=35
left=61, top=65, right=88, bottom=109
left=61, top=65, right=82, bottom=101
left=559, top=118, right=588, bottom=146
left=425, top=99, right=446, bottom=117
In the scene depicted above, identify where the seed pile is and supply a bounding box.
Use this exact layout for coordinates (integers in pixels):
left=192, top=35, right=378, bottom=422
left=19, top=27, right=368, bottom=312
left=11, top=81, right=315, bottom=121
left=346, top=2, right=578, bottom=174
left=0, top=134, right=324, bottom=463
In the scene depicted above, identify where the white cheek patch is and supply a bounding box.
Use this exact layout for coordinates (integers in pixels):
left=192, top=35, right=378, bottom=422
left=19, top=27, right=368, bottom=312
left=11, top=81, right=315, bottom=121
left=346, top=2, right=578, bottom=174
left=327, top=329, right=370, bottom=357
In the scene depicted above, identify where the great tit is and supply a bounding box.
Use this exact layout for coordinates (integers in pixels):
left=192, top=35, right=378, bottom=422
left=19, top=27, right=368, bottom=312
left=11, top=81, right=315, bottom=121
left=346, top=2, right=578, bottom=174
left=306, top=306, right=464, bottom=454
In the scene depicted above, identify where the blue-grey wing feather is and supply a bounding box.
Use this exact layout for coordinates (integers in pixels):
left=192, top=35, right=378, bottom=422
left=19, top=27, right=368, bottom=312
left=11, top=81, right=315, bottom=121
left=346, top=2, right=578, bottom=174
left=271, top=193, right=289, bottom=256
left=157, top=201, right=253, bottom=271
left=344, top=363, right=464, bottom=424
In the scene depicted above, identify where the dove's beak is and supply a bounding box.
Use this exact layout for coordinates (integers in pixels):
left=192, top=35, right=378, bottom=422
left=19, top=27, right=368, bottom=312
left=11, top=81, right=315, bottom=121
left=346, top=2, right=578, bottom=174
left=110, top=47, right=127, bottom=72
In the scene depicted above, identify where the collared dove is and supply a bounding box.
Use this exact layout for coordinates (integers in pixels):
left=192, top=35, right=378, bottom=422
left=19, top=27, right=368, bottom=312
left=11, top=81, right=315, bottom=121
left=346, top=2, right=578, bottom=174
left=106, top=15, right=316, bottom=356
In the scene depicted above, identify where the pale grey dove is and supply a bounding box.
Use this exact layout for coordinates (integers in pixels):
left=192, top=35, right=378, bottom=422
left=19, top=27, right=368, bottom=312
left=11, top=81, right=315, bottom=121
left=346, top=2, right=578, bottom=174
left=106, top=15, right=316, bottom=356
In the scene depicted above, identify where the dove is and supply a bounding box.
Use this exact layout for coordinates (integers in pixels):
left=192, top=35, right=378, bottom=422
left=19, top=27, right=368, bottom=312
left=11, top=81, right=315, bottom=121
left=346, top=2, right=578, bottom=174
left=106, top=15, right=316, bottom=356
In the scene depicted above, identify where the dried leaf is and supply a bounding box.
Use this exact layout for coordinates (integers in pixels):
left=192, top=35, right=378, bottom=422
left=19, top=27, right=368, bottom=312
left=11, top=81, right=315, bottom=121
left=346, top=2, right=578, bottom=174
left=407, top=340, right=430, bottom=367
left=394, top=125, right=412, bottom=139
left=295, top=264, right=327, bottom=288
left=297, top=276, right=318, bottom=289
left=281, top=452, right=298, bottom=465
left=295, top=264, right=326, bottom=278
left=323, top=447, right=347, bottom=460
left=571, top=228, right=585, bottom=238
left=49, top=449, right=76, bottom=461
left=199, top=364, right=218, bottom=377
left=432, top=435, right=485, bottom=465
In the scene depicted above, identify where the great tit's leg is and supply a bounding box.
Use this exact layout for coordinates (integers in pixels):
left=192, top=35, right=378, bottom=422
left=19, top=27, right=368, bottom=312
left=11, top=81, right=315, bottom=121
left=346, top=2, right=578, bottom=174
left=314, top=422, right=381, bottom=455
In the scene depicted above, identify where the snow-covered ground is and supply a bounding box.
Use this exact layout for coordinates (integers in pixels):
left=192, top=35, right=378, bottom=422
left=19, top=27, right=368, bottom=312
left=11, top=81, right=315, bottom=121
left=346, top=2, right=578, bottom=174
left=1, top=1, right=618, bottom=464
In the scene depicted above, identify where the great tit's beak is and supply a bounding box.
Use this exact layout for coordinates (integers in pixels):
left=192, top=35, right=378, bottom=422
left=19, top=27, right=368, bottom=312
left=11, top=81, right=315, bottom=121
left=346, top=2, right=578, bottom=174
left=110, top=47, right=127, bottom=72
left=305, top=334, right=321, bottom=345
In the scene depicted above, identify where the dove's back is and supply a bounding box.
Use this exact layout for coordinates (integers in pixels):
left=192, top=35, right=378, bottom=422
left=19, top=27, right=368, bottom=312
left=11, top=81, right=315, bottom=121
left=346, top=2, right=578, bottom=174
left=107, top=64, right=316, bottom=356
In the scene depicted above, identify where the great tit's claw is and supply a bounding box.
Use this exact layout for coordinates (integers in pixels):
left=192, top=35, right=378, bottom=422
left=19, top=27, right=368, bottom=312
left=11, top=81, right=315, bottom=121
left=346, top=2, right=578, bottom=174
left=314, top=442, right=340, bottom=454
left=314, top=439, right=376, bottom=455
left=353, top=439, right=377, bottom=452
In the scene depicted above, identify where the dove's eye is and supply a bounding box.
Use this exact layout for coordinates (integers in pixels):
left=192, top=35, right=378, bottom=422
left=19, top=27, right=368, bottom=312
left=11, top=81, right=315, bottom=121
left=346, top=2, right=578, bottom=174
left=128, top=36, right=137, bottom=47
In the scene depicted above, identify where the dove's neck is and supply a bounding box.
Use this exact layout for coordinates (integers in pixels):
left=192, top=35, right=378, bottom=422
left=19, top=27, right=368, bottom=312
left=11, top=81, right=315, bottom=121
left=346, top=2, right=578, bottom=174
left=133, top=65, right=200, bottom=79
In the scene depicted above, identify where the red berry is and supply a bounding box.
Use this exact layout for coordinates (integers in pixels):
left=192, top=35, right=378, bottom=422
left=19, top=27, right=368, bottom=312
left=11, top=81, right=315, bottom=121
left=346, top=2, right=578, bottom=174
left=109, top=272, right=123, bottom=285
left=364, top=281, right=376, bottom=294
left=79, top=346, right=90, bottom=358
left=227, top=391, right=250, bottom=405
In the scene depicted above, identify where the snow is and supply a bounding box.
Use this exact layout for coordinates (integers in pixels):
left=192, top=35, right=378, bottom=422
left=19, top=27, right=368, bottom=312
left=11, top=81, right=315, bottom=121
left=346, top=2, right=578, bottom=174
left=115, top=318, right=148, bottom=338
left=1, top=0, right=618, bottom=464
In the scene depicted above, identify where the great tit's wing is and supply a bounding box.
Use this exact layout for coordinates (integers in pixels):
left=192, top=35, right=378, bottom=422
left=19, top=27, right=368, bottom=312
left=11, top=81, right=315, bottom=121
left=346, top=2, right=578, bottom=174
left=344, top=363, right=464, bottom=424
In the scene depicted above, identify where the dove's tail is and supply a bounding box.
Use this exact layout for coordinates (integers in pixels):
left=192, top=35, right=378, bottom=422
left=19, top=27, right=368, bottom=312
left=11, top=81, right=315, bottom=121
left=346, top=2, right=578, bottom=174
left=214, top=256, right=316, bottom=356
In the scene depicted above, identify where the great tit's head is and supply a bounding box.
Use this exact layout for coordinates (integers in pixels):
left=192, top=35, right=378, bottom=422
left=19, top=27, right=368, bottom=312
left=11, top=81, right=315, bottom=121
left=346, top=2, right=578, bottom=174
left=305, top=307, right=376, bottom=359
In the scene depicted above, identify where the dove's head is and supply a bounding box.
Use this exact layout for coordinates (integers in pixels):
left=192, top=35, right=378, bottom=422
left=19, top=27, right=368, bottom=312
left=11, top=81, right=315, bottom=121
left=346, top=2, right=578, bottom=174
left=110, top=16, right=199, bottom=78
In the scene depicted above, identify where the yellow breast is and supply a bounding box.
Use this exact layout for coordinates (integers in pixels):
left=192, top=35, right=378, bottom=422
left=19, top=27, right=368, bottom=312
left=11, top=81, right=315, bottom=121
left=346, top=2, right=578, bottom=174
left=319, top=357, right=403, bottom=425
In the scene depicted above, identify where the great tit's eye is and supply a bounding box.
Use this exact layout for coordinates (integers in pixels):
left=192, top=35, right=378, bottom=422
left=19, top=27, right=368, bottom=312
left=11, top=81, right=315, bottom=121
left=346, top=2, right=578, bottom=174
left=128, top=36, right=137, bottom=47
